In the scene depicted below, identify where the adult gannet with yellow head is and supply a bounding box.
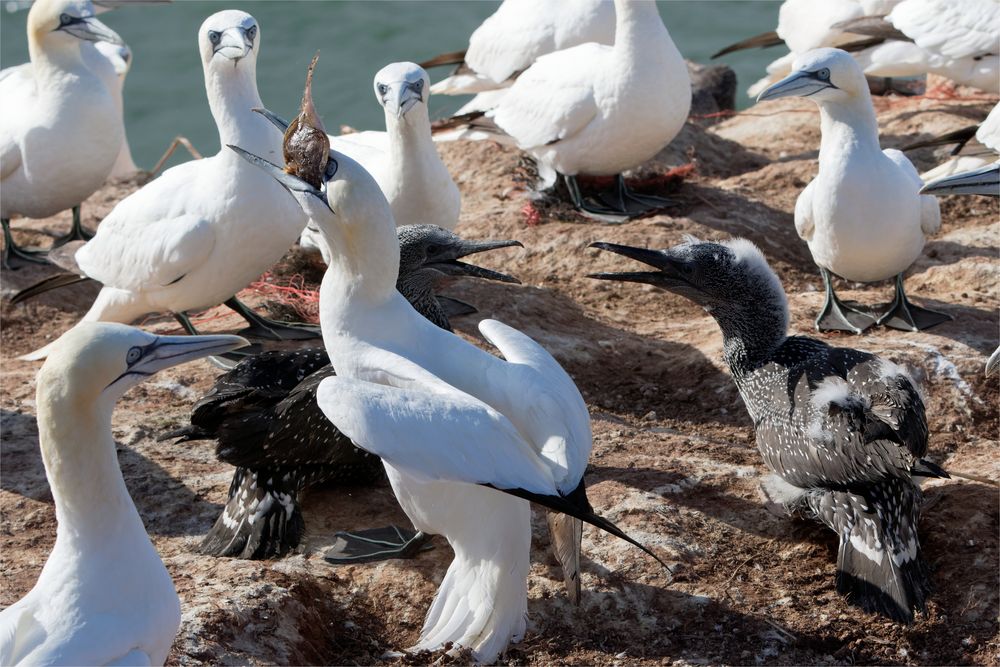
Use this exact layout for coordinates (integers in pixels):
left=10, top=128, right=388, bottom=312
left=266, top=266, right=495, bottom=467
left=17, top=10, right=317, bottom=359
left=0, top=323, right=247, bottom=666
left=0, top=0, right=124, bottom=266
left=757, top=47, right=945, bottom=333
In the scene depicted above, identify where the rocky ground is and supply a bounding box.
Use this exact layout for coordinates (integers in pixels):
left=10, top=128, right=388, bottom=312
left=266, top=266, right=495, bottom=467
left=1, top=93, right=998, bottom=665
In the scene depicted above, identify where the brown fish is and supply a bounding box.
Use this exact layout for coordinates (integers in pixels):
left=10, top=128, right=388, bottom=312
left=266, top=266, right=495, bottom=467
left=283, top=51, right=330, bottom=189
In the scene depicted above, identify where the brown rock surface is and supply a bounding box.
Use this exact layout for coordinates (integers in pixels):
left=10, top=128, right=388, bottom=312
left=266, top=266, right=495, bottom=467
left=1, top=95, right=997, bottom=665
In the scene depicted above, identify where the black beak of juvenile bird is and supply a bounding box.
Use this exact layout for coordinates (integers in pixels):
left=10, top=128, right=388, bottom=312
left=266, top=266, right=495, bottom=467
left=428, top=239, right=523, bottom=284
left=587, top=241, right=687, bottom=288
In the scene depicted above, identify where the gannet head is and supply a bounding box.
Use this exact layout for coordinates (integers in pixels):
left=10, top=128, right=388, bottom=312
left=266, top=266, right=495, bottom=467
left=755, top=48, right=864, bottom=105
left=29, top=0, right=123, bottom=50
left=38, top=323, right=249, bottom=406
left=589, top=237, right=789, bottom=333
left=398, top=225, right=522, bottom=285
left=199, top=9, right=258, bottom=68
left=373, top=62, right=430, bottom=119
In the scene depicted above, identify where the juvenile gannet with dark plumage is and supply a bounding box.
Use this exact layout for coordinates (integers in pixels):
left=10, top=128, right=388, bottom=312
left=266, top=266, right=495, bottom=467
left=0, top=323, right=246, bottom=666
left=757, top=48, right=945, bottom=334
left=232, top=106, right=664, bottom=660
left=0, top=0, right=124, bottom=268
left=164, top=225, right=522, bottom=560
left=14, top=11, right=317, bottom=359
left=591, top=236, right=948, bottom=623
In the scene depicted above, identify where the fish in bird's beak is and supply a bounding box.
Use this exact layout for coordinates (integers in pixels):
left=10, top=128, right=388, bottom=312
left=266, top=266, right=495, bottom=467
left=228, top=144, right=335, bottom=214
left=920, top=163, right=1000, bottom=197
left=283, top=52, right=330, bottom=189
left=756, top=67, right=837, bottom=103
left=211, top=25, right=254, bottom=61
left=380, top=79, right=424, bottom=119
left=587, top=241, right=691, bottom=289
left=426, top=238, right=523, bottom=284
left=55, top=13, right=124, bottom=45
left=108, top=334, right=248, bottom=388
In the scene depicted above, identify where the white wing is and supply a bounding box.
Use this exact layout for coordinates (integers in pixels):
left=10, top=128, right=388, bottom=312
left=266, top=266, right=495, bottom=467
left=794, top=179, right=817, bottom=242
left=976, top=102, right=1000, bottom=154
left=0, top=64, right=34, bottom=182
left=316, top=353, right=558, bottom=496
left=491, top=43, right=604, bottom=150
left=76, top=212, right=215, bottom=290
left=888, top=0, right=1000, bottom=60
left=885, top=148, right=942, bottom=234
left=329, top=132, right=388, bottom=183
left=478, top=319, right=591, bottom=493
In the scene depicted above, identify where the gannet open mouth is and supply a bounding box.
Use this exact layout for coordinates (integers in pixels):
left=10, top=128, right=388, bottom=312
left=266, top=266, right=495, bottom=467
left=424, top=238, right=523, bottom=284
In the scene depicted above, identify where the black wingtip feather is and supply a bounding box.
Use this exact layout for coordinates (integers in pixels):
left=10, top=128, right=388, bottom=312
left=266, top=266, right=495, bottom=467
left=10, top=273, right=93, bottom=305
left=418, top=49, right=467, bottom=70
left=710, top=30, right=783, bottom=59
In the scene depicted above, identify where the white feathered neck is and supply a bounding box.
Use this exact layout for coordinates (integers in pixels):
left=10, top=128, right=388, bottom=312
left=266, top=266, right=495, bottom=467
left=817, top=88, right=882, bottom=172
left=27, top=26, right=99, bottom=95
left=611, top=0, right=672, bottom=69
left=203, top=57, right=275, bottom=160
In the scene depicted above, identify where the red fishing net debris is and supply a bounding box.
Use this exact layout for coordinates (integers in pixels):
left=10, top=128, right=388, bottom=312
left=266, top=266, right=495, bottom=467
left=245, top=272, right=321, bottom=324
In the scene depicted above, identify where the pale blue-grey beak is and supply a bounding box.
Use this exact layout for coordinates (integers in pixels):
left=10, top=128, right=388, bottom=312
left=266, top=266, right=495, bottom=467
left=56, top=14, right=124, bottom=45
left=227, top=144, right=335, bottom=213
left=382, top=81, right=423, bottom=119
left=108, top=334, right=248, bottom=388
left=920, top=163, right=1000, bottom=197
left=756, top=69, right=837, bottom=103
left=214, top=27, right=252, bottom=61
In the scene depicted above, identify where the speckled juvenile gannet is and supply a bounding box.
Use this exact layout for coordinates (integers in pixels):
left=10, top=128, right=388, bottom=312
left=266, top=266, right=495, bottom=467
left=164, top=225, right=522, bottom=561
left=483, top=0, right=691, bottom=221
left=232, top=124, right=663, bottom=660
left=757, top=48, right=946, bottom=333
left=0, top=0, right=124, bottom=267
left=591, top=237, right=948, bottom=623
left=0, top=323, right=246, bottom=666
left=15, top=11, right=317, bottom=360
left=422, top=0, right=613, bottom=103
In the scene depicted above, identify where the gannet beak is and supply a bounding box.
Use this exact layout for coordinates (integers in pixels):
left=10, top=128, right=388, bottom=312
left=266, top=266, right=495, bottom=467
left=587, top=242, right=688, bottom=288
left=987, top=347, right=999, bottom=377
left=107, top=334, right=248, bottom=389
left=214, top=27, right=251, bottom=61
left=756, top=69, right=836, bottom=103
left=228, top=144, right=335, bottom=214
left=920, top=163, right=1000, bottom=197
left=427, top=239, right=523, bottom=284
left=56, top=15, right=124, bottom=46
left=251, top=107, right=342, bottom=183
left=383, top=81, right=423, bottom=119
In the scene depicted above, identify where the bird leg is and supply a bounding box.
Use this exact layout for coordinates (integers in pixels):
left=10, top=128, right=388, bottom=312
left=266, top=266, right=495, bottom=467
left=876, top=273, right=952, bottom=331
left=224, top=296, right=322, bottom=341
left=595, top=174, right=673, bottom=217
left=324, top=526, right=434, bottom=565
left=51, top=206, right=95, bottom=249
left=562, top=175, right=630, bottom=224
left=815, top=268, right=875, bottom=334
left=2, top=218, right=49, bottom=269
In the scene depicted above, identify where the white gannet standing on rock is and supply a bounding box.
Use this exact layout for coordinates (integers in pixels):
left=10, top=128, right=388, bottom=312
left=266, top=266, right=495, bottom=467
left=444, top=0, right=691, bottom=222
left=232, top=108, right=665, bottom=660
left=590, top=237, right=949, bottom=623
left=0, top=322, right=246, bottom=666
left=757, top=48, right=946, bottom=334
left=0, top=0, right=124, bottom=268
left=420, top=0, right=614, bottom=105
left=13, top=11, right=319, bottom=359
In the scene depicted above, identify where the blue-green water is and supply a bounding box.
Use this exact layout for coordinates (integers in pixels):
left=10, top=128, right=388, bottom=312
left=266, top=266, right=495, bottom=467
left=1, top=1, right=782, bottom=171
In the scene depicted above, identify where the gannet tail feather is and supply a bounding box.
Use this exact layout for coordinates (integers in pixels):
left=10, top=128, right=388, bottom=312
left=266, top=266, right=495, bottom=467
left=10, top=273, right=93, bottom=305
left=902, top=125, right=978, bottom=153
left=711, top=30, right=782, bottom=59
left=546, top=511, right=583, bottom=605
left=807, top=482, right=930, bottom=624
left=430, top=111, right=503, bottom=136
left=197, top=466, right=305, bottom=559
left=418, top=49, right=467, bottom=70
left=830, top=16, right=910, bottom=43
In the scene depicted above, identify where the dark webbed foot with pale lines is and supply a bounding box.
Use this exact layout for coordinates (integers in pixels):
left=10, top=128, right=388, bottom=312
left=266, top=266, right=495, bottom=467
left=876, top=273, right=951, bottom=332
left=324, top=526, right=434, bottom=565
left=563, top=174, right=671, bottom=224
left=2, top=219, right=48, bottom=269
left=224, top=296, right=323, bottom=342
left=50, top=205, right=95, bottom=249
left=816, top=268, right=875, bottom=334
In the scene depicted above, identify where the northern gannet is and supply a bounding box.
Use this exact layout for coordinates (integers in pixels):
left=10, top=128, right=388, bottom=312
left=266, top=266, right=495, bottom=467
left=0, top=322, right=246, bottom=666
left=232, top=114, right=663, bottom=660
left=93, top=40, right=139, bottom=178
left=0, top=0, right=124, bottom=268
left=164, top=225, right=522, bottom=561
left=591, top=237, right=948, bottom=623
left=421, top=0, right=613, bottom=104
left=480, top=0, right=691, bottom=221
left=14, top=11, right=317, bottom=360
left=910, top=102, right=1000, bottom=183
left=756, top=48, right=946, bottom=333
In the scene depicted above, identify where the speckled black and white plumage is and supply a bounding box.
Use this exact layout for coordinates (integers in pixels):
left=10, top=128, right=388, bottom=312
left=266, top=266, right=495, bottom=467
left=169, top=225, right=520, bottom=559
left=591, top=237, right=947, bottom=623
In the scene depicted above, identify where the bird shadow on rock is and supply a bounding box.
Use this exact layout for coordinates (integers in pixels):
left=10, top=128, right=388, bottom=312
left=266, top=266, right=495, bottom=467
left=0, top=409, right=51, bottom=502
left=918, top=240, right=997, bottom=270
left=447, top=282, right=737, bottom=426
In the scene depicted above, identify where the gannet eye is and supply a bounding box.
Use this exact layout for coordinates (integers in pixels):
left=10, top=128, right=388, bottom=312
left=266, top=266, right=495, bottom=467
left=377, top=83, right=389, bottom=96
left=816, top=68, right=830, bottom=81
left=411, top=80, right=424, bottom=92
left=59, top=13, right=73, bottom=26
left=125, top=346, right=143, bottom=365
left=208, top=30, right=221, bottom=45
left=425, top=244, right=440, bottom=256
left=245, top=25, right=257, bottom=42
